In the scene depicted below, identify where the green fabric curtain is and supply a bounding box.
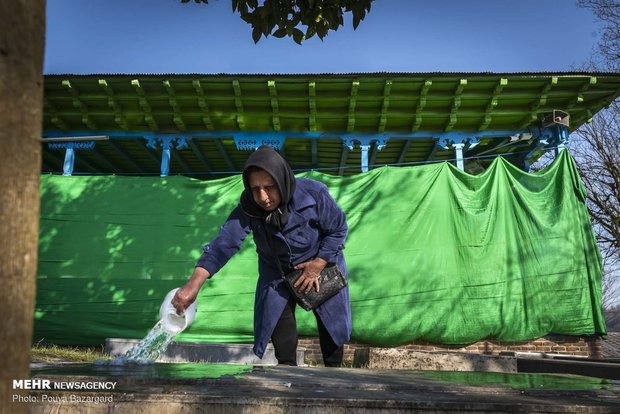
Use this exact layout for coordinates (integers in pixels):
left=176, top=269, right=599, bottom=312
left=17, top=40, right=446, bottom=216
left=35, top=150, right=606, bottom=346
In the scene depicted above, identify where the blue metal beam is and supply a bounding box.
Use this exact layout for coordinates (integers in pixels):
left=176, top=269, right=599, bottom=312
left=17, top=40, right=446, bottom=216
left=397, top=140, right=411, bottom=164
left=91, top=147, right=124, bottom=172
left=137, top=139, right=162, bottom=168
left=369, top=142, right=379, bottom=169
left=278, top=143, right=286, bottom=159
left=41, top=160, right=55, bottom=172
left=43, top=130, right=533, bottom=143
left=72, top=153, right=103, bottom=173
left=338, top=145, right=349, bottom=176
left=171, top=148, right=192, bottom=175
left=311, top=139, right=318, bottom=169
left=42, top=150, right=65, bottom=172
left=214, top=138, right=236, bottom=171
left=426, top=139, right=439, bottom=162
left=41, top=155, right=55, bottom=171
left=188, top=139, right=213, bottom=173
left=108, top=139, right=146, bottom=173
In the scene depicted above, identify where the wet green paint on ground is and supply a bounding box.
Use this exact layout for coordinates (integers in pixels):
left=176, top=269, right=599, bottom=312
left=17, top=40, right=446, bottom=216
left=31, top=362, right=619, bottom=393
left=31, top=362, right=254, bottom=380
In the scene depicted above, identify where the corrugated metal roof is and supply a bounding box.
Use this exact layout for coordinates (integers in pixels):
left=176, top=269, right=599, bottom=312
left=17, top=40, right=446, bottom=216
left=46, top=71, right=620, bottom=76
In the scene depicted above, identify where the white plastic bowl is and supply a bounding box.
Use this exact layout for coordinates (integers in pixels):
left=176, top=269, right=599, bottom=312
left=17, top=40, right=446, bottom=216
left=159, top=288, right=197, bottom=335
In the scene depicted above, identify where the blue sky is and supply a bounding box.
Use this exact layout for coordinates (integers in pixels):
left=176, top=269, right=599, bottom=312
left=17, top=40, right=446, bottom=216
left=45, top=0, right=602, bottom=74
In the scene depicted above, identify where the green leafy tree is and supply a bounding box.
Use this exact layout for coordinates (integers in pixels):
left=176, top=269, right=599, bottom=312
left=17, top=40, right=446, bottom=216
left=182, top=0, right=374, bottom=44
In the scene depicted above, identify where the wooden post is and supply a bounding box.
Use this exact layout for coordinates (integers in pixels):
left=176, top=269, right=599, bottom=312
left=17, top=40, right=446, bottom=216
left=0, top=1, right=45, bottom=412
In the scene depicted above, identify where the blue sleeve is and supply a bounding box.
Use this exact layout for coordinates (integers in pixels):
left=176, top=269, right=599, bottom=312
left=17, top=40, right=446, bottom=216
left=316, top=187, right=348, bottom=263
left=195, top=204, right=251, bottom=276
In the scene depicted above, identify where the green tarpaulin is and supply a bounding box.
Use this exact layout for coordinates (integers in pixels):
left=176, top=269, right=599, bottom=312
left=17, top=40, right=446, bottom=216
left=35, top=150, right=606, bottom=346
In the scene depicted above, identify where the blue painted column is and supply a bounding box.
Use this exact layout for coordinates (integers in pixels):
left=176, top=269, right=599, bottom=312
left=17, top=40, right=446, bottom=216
left=63, top=146, right=75, bottom=176
left=555, top=126, right=569, bottom=157
left=360, top=144, right=371, bottom=173
left=161, top=144, right=171, bottom=177
left=46, top=140, right=95, bottom=176
left=453, top=143, right=465, bottom=171
left=145, top=135, right=188, bottom=177
left=341, top=135, right=388, bottom=173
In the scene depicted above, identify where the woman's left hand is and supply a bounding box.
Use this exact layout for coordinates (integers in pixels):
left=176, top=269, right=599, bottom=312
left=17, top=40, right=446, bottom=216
left=293, top=257, right=327, bottom=294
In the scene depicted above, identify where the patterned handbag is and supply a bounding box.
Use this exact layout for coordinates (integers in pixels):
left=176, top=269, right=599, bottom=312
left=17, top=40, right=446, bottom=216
left=283, top=263, right=347, bottom=311
left=265, top=226, right=347, bottom=311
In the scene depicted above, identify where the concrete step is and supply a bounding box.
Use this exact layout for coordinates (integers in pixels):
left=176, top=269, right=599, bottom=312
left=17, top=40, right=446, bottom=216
left=105, top=338, right=305, bottom=366
left=353, top=348, right=517, bottom=372
left=353, top=348, right=620, bottom=379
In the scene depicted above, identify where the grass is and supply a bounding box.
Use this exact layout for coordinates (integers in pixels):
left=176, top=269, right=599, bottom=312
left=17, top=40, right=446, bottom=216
left=30, top=343, right=357, bottom=367
left=31, top=343, right=111, bottom=363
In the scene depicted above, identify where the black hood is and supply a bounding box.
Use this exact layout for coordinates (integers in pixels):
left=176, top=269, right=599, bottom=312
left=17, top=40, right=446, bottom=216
left=240, top=146, right=296, bottom=229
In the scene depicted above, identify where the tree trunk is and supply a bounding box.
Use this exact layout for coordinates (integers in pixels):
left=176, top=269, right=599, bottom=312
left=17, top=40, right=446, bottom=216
left=0, top=1, right=45, bottom=412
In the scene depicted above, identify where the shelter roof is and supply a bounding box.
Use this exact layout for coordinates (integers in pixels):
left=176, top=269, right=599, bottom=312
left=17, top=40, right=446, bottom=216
left=42, top=72, right=620, bottom=178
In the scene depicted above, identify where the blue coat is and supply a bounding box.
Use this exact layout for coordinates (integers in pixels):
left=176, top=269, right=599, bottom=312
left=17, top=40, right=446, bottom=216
left=196, top=178, right=352, bottom=358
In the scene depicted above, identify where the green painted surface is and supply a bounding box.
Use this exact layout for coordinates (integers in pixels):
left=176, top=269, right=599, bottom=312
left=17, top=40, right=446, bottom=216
left=415, top=370, right=618, bottom=391
left=34, top=150, right=605, bottom=347
left=30, top=363, right=616, bottom=392
left=31, top=363, right=253, bottom=380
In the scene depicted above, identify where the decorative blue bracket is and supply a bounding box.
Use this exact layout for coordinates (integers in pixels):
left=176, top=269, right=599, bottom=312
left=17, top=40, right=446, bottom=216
left=47, top=141, right=96, bottom=150
left=437, top=135, right=480, bottom=171
left=233, top=133, right=284, bottom=150
left=47, top=141, right=96, bottom=176
left=438, top=134, right=478, bottom=150
left=341, top=134, right=389, bottom=172
left=145, top=136, right=188, bottom=177
left=43, top=128, right=566, bottom=175
left=523, top=125, right=569, bottom=171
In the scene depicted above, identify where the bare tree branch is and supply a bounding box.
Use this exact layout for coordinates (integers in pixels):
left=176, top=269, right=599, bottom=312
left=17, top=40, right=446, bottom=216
left=578, top=0, right=620, bottom=69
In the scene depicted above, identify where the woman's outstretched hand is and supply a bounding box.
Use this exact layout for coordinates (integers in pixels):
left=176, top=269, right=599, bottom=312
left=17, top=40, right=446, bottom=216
left=171, top=284, right=198, bottom=315
left=171, top=267, right=210, bottom=315
left=293, top=257, right=327, bottom=294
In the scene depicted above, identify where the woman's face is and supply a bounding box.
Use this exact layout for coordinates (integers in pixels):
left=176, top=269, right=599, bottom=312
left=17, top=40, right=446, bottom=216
left=248, top=169, right=281, bottom=212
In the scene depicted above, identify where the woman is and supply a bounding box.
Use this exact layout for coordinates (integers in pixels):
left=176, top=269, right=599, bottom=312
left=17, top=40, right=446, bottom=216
left=172, top=146, right=351, bottom=367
